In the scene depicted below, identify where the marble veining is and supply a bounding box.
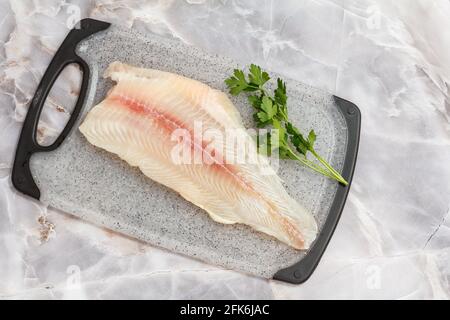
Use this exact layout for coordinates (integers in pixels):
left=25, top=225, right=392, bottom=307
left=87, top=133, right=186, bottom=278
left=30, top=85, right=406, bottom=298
left=0, top=0, right=449, bottom=299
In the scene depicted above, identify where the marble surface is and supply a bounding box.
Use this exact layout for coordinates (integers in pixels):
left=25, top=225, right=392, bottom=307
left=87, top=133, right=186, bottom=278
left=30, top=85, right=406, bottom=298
left=0, top=0, right=449, bottom=299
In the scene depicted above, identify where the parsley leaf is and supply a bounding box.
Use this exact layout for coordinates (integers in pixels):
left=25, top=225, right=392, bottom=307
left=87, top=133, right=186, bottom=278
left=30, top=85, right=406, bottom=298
left=274, top=78, right=287, bottom=106
left=225, top=69, right=252, bottom=96
left=260, top=96, right=276, bottom=119
left=248, top=64, right=270, bottom=87
left=308, top=129, right=316, bottom=147
left=248, top=95, right=262, bottom=109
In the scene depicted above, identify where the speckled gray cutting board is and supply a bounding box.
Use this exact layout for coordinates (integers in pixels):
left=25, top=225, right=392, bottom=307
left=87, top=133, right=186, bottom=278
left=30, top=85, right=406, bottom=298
left=30, top=26, right=347, bottom=278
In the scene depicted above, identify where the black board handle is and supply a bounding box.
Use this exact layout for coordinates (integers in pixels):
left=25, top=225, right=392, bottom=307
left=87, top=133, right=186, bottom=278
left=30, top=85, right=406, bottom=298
left=12, top=18, right=111, bottom=200
left=273, top=96, right=361, bottom=284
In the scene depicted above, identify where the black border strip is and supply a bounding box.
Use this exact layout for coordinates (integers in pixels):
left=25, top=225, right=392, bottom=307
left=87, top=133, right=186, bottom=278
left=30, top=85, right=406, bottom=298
left=273, top=96, right=361, bottom=284
left=11, top=19, right=111, bottom=200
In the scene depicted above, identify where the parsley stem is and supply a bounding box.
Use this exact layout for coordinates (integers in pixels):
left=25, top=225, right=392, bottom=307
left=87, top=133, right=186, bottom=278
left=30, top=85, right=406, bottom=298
left=279, top=109, right=288, bottom=122
left=310, top=149, right=348, bottom=185
left=286, top=149, right=336, bottom=180
left=287, top=147, right=348, bottom=185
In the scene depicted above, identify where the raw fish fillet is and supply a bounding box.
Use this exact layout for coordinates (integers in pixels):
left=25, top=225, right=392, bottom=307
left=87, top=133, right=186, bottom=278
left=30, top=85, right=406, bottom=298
left=79, top=62, right=318, bottom=249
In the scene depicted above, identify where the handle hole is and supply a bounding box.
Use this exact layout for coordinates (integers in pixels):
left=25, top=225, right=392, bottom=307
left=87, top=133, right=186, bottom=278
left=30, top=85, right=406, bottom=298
left=36, top=63, right=83, bottom=146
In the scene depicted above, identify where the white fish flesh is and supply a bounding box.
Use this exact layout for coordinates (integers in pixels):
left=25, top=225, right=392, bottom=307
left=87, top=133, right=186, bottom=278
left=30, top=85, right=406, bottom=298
left=79, top=62, right=318, bottom=249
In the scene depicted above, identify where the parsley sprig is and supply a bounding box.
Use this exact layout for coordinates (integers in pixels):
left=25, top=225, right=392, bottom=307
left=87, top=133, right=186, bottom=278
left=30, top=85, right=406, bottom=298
left=225, top=64, right=348, bottom=185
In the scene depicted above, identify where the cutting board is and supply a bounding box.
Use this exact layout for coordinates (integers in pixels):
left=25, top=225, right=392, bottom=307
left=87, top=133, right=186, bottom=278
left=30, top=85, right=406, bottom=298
left=12, top=19, right=360, bottom=284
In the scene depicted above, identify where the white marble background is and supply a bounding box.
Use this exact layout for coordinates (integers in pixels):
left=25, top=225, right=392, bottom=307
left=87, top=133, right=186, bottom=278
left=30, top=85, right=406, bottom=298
left=1, top=0, right=449, bottom=299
